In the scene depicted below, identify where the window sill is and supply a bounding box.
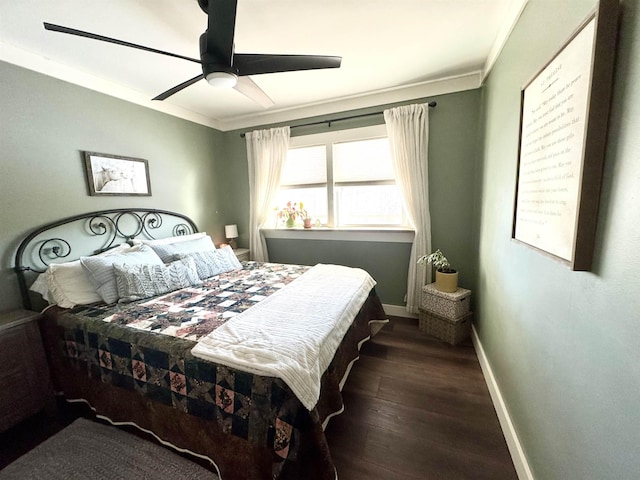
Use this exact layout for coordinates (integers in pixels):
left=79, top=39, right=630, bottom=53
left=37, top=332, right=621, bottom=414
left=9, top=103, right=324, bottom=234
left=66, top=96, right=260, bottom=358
left=261, top=228, right=414, bottom=243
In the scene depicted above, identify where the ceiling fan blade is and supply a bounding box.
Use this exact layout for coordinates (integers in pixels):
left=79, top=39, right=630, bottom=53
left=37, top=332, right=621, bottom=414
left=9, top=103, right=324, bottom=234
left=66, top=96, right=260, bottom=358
left=233, top=54, right=342, bottom=76
left=233, top=76, right=274, bottom=108
left=43, top=22, right=201, bottom=64
left=204, top=0, right=237, bottom=65
left=152, top=74, right=204, bottom=101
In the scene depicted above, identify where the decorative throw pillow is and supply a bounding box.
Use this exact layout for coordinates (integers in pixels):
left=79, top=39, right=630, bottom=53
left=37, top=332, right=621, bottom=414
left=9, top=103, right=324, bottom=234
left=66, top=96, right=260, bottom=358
left=149, top=235, right=216, bottom=263
left=80, top=244, right=164, bottom=304
left=178, top=245, right=243, bottom=280
left=114, top=257, right=202, bottom=303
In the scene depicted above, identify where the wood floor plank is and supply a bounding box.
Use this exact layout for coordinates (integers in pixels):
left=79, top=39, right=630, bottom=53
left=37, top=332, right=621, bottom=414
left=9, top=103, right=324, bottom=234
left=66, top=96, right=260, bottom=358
left=351, top=354, right=490, bottom=397
left=341, top=362, right=381, bottom=397
left=375, top=375, right=497, bottom=424
left=336, top=457, right=422, bottom=480
left=332, top=450, right=420, bottom=480
left=335, top=391, right=512, bottom=462
left=325, top=316, right=517, bottom=480
left=366, top=328, right=483, bottom=369
left=362, top=424, right=517, bottom=480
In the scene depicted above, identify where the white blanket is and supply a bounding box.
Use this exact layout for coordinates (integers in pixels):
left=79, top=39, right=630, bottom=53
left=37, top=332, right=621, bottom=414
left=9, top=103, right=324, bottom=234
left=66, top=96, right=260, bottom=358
left=191, top=263, right=377, bottom=410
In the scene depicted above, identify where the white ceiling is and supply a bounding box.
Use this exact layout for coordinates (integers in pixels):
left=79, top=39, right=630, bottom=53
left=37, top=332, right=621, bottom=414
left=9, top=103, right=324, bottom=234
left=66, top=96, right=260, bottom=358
left=0, top=0, right=527, bottom=131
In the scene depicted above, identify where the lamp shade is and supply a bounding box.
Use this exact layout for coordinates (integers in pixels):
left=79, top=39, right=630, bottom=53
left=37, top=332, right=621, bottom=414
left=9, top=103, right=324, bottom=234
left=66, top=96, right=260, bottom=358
left=225, top=224, right=239, bottom=239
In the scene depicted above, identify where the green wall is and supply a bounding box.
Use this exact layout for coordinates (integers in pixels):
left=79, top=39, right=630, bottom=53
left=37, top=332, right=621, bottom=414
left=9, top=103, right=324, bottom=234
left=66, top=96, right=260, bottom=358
left=219, top=89, right=482, bottom=305
left=0, top=60, right=481, bottom=311
left=265, top=239, right=413, bottom=304
left=475, top=0, right=640, bottom=478
left=0, top=61, right=227, bottom=312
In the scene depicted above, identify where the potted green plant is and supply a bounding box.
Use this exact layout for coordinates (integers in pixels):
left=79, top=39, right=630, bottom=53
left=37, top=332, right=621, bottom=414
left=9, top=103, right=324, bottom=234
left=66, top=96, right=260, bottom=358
left=417, top=249, right=458, bottom=293
left=299, top=202, right=312, bottom=228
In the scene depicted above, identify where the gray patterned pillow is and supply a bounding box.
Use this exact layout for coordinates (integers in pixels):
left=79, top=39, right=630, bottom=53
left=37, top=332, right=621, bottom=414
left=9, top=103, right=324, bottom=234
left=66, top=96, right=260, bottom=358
left=114, top=257, right=202, bottom=303
left=80, top=245, right=164, bottom=304
left=178, top=245, right=243, bottom=280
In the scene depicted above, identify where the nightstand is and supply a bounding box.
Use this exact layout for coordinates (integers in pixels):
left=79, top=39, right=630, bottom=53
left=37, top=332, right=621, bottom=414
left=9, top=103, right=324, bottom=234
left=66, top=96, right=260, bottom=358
left=234, top=248, right=250, bottom=262
left=0, top=310, right=52, bottom=432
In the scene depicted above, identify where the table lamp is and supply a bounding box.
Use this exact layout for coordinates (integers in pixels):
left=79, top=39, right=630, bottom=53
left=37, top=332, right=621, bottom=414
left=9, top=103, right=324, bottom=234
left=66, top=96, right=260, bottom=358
left=224, top=224, right=238, bottom=249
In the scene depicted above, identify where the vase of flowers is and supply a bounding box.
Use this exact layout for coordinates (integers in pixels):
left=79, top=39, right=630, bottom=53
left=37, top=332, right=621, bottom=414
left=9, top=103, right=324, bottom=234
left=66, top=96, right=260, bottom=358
left=277, top=201, right=309, bottom=228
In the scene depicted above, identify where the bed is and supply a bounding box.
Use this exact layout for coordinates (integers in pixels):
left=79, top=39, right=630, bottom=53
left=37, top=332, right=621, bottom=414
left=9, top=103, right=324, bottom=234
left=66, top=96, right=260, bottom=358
left=14, top=208, right=387, bottom=480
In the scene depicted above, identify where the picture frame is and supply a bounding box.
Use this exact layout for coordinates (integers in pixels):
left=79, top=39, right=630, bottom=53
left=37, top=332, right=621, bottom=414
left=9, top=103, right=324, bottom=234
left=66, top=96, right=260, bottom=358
left=83, top=151, right=151, bottom=197
left=511, top=0, right=618, bottom=271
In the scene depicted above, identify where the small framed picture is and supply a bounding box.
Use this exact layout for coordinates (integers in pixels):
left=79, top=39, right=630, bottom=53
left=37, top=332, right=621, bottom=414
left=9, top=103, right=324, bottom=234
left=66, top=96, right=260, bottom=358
left=83, top=151, right=151, bottom=196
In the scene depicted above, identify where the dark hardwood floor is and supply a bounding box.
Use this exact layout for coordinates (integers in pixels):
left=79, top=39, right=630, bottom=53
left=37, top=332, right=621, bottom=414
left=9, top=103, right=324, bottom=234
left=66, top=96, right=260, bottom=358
left=324, top=316, right=518, bottom=480
left=1, top=316, right=517, bottom=480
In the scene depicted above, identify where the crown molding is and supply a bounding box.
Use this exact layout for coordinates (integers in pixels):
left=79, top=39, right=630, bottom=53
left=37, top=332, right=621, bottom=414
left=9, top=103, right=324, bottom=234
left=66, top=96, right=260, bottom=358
left=2, top=40, right=481, bottom=133
left=219, top=71, right=482, bottom=132
left=0, top=41, right=224, bottom=130
left=482, top=0, right=529, bottom=83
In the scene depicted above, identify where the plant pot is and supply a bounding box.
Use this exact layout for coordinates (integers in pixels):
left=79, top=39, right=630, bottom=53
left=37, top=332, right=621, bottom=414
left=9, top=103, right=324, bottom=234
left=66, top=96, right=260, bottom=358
left=303, top=218, right=312, bottom=229
left=285, top=218, right=295, bottom=228
left=435, top=269, right=458, bottom=293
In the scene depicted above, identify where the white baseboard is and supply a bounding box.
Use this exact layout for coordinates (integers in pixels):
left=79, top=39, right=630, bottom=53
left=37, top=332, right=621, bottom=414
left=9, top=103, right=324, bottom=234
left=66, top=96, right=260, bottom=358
left=471, top=325, right=534, bottom=480
left=382, top=304, right=418, bottom=318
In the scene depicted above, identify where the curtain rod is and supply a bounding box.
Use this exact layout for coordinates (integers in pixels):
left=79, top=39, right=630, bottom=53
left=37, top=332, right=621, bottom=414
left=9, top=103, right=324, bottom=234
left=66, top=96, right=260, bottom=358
left=240, top=101, right=437, bottom=138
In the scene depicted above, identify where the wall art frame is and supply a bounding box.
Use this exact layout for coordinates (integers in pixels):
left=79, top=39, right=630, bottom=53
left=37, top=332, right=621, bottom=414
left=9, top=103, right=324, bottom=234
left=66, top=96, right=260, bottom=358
left=83, top=151, right=152, bottom=197
left=511, top=0, right=619, bottom=271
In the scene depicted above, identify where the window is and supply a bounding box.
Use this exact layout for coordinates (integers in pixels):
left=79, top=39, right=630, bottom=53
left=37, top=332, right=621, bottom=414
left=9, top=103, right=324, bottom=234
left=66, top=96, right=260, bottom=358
left=277, top=145, right=328, bottom=225
left=275, top=125, right=406, bottom=228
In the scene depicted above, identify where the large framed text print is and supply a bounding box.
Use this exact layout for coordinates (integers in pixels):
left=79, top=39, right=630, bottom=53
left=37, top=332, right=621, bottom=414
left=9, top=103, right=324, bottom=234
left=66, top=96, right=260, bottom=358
left=512, top=0, right=618, bottom=270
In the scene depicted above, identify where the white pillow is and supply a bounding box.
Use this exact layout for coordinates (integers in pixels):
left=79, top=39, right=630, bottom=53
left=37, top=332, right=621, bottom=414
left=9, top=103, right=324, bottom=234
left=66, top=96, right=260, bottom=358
left=39, top=244, right=138, bottom=309
left=132, top=232, right=209, bottom=247
left=29, top=273, right=52, bottom=303
left=46, top=260, right=103, bottom=309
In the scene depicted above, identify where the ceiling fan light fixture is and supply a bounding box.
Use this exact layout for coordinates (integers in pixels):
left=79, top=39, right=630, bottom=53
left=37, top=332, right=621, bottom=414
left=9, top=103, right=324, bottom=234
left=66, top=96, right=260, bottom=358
left=206, top=71, right=238, bottom=88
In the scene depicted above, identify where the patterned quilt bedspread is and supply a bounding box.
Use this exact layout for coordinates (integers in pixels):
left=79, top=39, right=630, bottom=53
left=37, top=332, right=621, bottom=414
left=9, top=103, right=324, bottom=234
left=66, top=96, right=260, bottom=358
left=43, top=261, right=384, bottom=480
left=79, top=261, right=310, bottom=340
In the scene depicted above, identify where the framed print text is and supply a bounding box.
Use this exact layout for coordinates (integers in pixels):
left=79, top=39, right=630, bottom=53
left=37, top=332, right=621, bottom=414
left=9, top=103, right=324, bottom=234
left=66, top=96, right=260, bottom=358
left=512, top=0, right=618, bottom=270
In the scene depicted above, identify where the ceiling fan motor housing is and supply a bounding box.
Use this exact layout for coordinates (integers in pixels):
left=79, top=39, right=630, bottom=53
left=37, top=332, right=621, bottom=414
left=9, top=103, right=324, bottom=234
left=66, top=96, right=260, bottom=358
left=199, top=31, right=238, bottom=77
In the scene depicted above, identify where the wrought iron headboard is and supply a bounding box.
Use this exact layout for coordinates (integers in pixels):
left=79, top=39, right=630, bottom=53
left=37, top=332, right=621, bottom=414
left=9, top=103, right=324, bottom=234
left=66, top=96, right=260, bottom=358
left=14, top=208, right=199, bottom=310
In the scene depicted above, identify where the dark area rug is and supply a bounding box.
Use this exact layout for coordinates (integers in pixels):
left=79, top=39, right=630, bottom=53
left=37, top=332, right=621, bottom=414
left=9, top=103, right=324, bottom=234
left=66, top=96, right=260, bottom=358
left=0, top=417, right=219, bottom=479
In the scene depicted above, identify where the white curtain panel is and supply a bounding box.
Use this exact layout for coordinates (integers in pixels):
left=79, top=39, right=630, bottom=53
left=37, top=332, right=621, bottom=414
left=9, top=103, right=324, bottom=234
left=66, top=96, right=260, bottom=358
left=246, top=126, right=290, bottom=262
left=384, top=104, right=432, bottom=314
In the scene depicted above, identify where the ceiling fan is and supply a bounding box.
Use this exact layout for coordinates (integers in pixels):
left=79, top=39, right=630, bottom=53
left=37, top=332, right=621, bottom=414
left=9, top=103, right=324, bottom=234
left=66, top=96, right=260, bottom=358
left=43, top=0, right=341, bottom=108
